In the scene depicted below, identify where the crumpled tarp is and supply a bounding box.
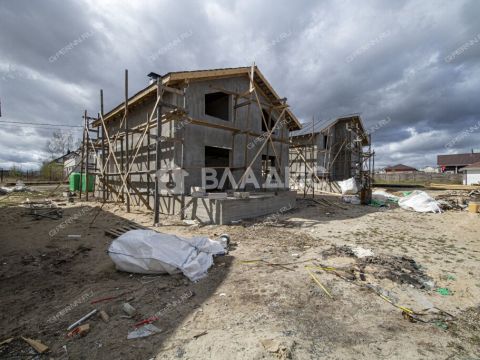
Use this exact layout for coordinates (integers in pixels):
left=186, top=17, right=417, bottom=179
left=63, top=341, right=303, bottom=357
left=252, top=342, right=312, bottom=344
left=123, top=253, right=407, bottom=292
left=108, top=230, right=227, bottom=281
left=372, top=190, right=400, bottom=203
left=339, top=177, right=358, bottom=195
left=398, top=190, right=442, bottom=213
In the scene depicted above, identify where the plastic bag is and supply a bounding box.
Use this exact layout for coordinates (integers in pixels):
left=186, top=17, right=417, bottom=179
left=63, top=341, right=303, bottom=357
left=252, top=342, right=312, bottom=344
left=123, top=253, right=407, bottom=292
left=108, top=230, right=227, bottom=281
left=398, top=190, right=442, bottom=213
left=339, top=177, right=358, bottom=195
left=372, top=190, right=399, bottom=203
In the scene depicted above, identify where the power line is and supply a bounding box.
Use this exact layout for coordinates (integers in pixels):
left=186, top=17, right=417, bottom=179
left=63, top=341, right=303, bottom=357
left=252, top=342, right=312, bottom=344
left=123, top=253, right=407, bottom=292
left=0, top=120, right=82, bottom=128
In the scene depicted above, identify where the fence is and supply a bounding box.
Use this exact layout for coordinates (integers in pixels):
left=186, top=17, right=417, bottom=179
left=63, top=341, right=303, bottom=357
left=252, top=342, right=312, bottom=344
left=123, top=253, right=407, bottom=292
left=0, top=169, right=44, bottom=184
left=374, top=172, right=462, bottom=185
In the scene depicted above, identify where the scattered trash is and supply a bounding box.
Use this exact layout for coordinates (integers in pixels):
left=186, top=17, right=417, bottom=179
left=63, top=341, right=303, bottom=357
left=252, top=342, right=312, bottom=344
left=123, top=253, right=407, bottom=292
left=99, top=310, right=110, bottom=323
left=182, top=219, right=198, bottom=226
left=342, top=195, right=361, bottom=204
left=398, top=191, right=442, bottom=213
left=127, top=324, right=161, bottom=339
left=67, top=235, right=82, bottom=239
left=218, top=234, right=230, bottom=250
left=108, top=230, right=228, bottom=281
left=339, top=177, right=358, bottom=195
left=351, top=246, right=374, bottom=258
left=434, top=320, right=449, bottom=330
left=261, top=339, right=282, bottom=353
left=67, top=309, right=98, bottom=331
left=447, top=274, right=456, bottom=281
left=193, top=331, right=208, bottom=339
left=67, top=324, right=90, bottom=338
left=436, top=287, right=453, bottom=296
left=134, top=316, right=159, bottom=328
left=0, top=181, right=31, bottom=194
left=369, top=198, right=387, bottom=207
left=260, top=338, right=294, bottom=358
left=322, top=245, right=434, bottom=289
left=372, top=190, right=400, bottom=203
left=21, top=337, right=49, bottom=353
left=219, top=293, right=226, bottom=297
left=122, top=303, right=137, bottom=317
left=306, top=267, right=333, bottom=299
left=23, top=200, right=63, bottom=220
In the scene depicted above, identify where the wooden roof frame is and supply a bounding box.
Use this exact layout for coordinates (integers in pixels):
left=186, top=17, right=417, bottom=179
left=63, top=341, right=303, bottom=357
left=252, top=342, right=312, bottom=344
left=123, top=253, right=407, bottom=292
left=94, top=66, right=301, bottom=130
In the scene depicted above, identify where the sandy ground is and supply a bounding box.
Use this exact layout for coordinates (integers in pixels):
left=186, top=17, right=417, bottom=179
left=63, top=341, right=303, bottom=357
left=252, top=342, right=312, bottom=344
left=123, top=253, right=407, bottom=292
left=0, top=186, right=479, bottom=359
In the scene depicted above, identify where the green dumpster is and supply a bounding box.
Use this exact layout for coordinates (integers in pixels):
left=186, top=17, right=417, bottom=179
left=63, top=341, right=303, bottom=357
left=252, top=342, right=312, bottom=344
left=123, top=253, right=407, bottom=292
left=81, top=174, right=95, bottom=192
left=69, top=173, right=81, bottom=191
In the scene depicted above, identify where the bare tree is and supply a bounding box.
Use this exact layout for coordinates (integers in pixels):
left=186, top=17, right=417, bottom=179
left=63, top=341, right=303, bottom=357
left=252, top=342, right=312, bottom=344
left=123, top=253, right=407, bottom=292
left=45, top=130, right=76, bottom=159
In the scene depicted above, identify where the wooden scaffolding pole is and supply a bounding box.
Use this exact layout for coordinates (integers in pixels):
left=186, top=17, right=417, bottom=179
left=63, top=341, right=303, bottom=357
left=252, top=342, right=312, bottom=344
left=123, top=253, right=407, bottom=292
left=124, top=69, right=130, bottom=212
left=100, top=90, right=106, bottom=202
left=154, top=77, right=162, bottom=225
left=79, top=110, right=86, bottom=199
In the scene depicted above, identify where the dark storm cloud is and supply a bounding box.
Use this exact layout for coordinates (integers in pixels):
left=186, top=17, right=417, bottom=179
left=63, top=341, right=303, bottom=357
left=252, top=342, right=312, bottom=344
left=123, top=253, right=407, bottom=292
left=0, top=0, right=479, bottom=169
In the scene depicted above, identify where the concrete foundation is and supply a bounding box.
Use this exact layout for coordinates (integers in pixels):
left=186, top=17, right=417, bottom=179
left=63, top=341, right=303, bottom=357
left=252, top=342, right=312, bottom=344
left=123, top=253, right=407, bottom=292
left=181, top=191, right=296, bottom=224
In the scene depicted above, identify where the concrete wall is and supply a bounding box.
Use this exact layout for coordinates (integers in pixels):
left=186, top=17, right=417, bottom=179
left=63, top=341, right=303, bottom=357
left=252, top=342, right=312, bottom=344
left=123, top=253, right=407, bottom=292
left=180, top=76, right=289, bottom=193
left=464, top=170, right=480, bottom=185
left=97, top=74, right=291, bottom=212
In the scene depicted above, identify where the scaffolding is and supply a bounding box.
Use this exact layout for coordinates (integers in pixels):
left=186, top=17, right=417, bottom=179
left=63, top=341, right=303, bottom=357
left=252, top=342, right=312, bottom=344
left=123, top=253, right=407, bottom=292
left=289, top=116, right=374, bottom=201
left=79, top=66, right=295, bottom=223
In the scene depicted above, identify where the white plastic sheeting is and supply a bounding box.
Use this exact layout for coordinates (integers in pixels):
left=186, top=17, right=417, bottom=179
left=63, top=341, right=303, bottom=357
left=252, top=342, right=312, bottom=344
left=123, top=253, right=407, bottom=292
left=108, top=230, right=227, bottom=281
left=398, top=190, right=442, bottom=213
left=339, top=177, right=358, bottom=195
left=372, top=190, right=400, bottom=202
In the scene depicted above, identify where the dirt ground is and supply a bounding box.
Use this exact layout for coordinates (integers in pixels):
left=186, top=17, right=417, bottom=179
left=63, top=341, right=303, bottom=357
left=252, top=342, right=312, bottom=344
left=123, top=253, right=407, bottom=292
left=0, top=186, right=479, bottom=359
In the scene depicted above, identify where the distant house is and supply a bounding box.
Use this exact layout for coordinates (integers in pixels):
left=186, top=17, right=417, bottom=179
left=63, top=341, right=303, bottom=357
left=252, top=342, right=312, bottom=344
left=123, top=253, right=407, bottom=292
left=420, top=166, right=439, bottom=173
left=384, top=164, right=417, bottom=173
left=49, top=150, right=95, bottom=177
left=437, top=152, right=480, bottom=173
left=460, top=161, right=480, bottom=185
left=63, top=150, right=95, bottom=177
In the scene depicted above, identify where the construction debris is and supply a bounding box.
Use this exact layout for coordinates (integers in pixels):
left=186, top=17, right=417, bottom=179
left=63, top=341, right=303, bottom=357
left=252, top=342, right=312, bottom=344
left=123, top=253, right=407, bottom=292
left=99, top=310, right=110, bottom=323
left=122, top=303, right=137, bottom=317
left=21, top=337, right=49, bottom=353
left=322, top=245, right=434, bottom=289
left=398, top=190, right=442, bottom=213
left=108, top=230, right=228, bottom=281
left=67, top=309, right=98, bottom=331
left=127, top=324, right=162, bottom=340
left=67, top=324, right=91, bottom=338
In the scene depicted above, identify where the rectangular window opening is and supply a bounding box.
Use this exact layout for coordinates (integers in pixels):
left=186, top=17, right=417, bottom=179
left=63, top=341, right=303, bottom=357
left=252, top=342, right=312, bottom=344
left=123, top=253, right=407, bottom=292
left=205, top=92, right=230, bottom=121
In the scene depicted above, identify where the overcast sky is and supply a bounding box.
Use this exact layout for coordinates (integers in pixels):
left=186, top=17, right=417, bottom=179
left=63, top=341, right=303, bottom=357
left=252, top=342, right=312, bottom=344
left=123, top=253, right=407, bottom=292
left=1, top=0, right=479, bottom=169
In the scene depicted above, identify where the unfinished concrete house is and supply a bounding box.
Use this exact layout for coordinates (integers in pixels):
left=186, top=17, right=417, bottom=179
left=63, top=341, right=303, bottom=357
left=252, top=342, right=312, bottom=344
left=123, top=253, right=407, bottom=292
left=85, top=66, right=301, bottom=224
left=289, top=115, right=373, bottom=195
